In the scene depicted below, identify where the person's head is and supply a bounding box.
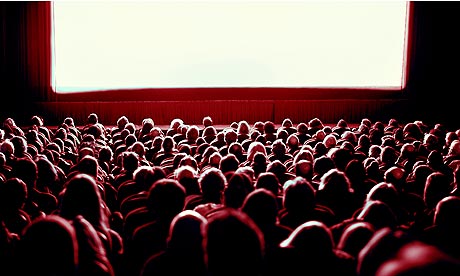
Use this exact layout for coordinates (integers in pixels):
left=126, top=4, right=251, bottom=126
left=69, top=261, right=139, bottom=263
left=357, top=200, right=398, bottom=231
left=167, top=210, right=207, bottom=255
left=198, top=167, right=227, bottom=203
left=186, top=125, right=200, bottom=142
left=376, top=241, right=460, bottom=276
left=219, top=153, right=240, bottom=174
left=147, top=178, right=186, bottom=220
left=318, top=168, right=353, bottom=194
left=0, top=177, right=28, bottom=212
left=247, top=142, right=267, bottom=162
left=10, top=135, right=28, bottom=156
left=169, top=118, right=184, bottom=130
left=116, top=115, right=129, bottom=129
left=357, top=227, right=411, bottom=276
left=282, top=176, right=316, bottom=213
left=293, top=159, right=313, bottom=180
left=203, top=126, right=217, bottom=142
left=121, top=151, right=139, bottom=172
left=59, top=173, right=106, bottom=230
left=366, top=182, right=399, bottom=212
left=308, top=118, right=324, bottom=132
left=133, top=165, right=166, bottom=191
left=313, top=155, right=336, bottom=179
left=235, top=166, right=255, bottom=182
left=337, top=221, right=375, bottom=258
left=179, top=155, right=198, bottom=171
left=11, top=157, right=38, bottom=190
left=224, top=171, right=254, bottom=209
left=424, top=172, right=451, bottom=210
left=280, top=220, right=334, bottom=257
left=296, top=122, right=308, bottom=135
left=271, top=139, right=287, bottom=156
left=161, top=136, right=176, bottom=153
left=203, top=208, right=264, bottom=276
left=323, top=133, right=337, bottom=149
left=380, top=146, right=399, bottom=165
left=237, top=120, right=251, bottom=135
left=87, top=113, right=99, bottom=125
left=16, top=215, right=79, bottom=276
left=228, top=142, right=244, bottom=158
left=255, top=172, right=281, bottom=196
left=224, top=129, right=238, bottom=145
left=75, top=155, right=99, bottom=179
left=287, top=132, right=299, bottom=147
left=241, top=188, right=279, bottom=228
left=263, top=121, right=276, bottom=134
left=203, top=116, right=213, bottom=128
left=433, top=195, right=460, bottom=229
left=328, top=147, right=353, bottom=172
left=34, top=155, right=59, bottom=192
left=174, top=165, right=200, bottom=195
left=64, top=116, right=76, bottom=128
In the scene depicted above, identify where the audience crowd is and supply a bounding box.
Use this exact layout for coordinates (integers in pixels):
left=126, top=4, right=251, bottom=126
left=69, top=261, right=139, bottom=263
left=1, top=113, right=460, bottom=275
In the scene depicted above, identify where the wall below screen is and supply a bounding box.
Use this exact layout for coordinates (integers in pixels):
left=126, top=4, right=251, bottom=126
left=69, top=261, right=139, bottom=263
left=30, top=98, right=412, bottom=126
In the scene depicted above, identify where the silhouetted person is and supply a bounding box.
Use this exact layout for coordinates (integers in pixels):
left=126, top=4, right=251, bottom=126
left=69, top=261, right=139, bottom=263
left=204, top=208, right=265, bottom=276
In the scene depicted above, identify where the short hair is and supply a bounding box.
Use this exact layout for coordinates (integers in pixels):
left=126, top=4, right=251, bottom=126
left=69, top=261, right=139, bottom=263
left=122, top=151, right=139, bottom=171
left=186, top=125, right=200, bottom=141
left=198, top=167, right=227, bottom=197
left=255, top=172, right=280, bottom=196
left=204, top=209, right=264, bottom=276
left=220, top=154, right=240, bottom=174
left=203, top=116, right=213, bottom=127
left=263, top=121, right=276, bottom=134
left=147, top=178, right=186, bottom=218
left=283, top=176, right=316, bottom=212
left=174, top=165, right=198, bottom=182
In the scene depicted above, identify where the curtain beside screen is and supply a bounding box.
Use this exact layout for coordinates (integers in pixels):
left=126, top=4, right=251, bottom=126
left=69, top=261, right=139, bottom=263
left=1, top=1, right=53, bottom=102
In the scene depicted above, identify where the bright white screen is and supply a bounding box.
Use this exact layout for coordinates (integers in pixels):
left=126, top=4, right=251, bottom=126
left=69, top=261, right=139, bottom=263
left=53, top=1, right=408, bottom=92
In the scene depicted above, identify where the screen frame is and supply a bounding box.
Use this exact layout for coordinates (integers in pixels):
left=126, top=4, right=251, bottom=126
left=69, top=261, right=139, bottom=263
left=51, top=1, right=412, bottom=103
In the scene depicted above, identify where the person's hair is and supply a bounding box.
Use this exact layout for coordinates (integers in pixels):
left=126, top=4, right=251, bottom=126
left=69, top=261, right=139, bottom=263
left=313, top=155, right=336, bottom=178
left=186, top=125, right=200, bottom=142
left=224, top=129, right=238, bottom=145
left=255, top=172, right=280, bottom=196
left=247, top=142, right=267, bottom=162
left=424, top=172, right=451, bottom=209
left=165, top=209, right=207, bottom=272
left=220, top=154, right=240, bottom=174
left=263, top=121, right=276, bottom=134
left=283, top=176, right=316, bottom=212
left=337, top=222, right=375, bottom=258
left=198, top=167, right=227, bottom=201
left=133, top=165, right=166, bottom=191
left=16, top=215, right=79, bottom=275
left=376, top=241, right=460, bottom=276
left=87, top=113, right=99, bottom=124
left=147, top=178, right=186, bottom=219
left=121, top=151, right=139, bottom=171
left=203, top=116, right=213, bottom=127
left=169, top=118, right=183, bottom=129
left=241, top=188, right=279, bottom=228
left=161, top=136, right=176, bottom=153
left=319, top=168, right=353, bottom=194
left=203, top=208, right=265, bottom=276
left=178, top=155, right=198, bottom=171
left=358, top=200, right=398, bottom=231
left=434, top=195, right=460, bottom=228
left=271, top=139, right=287, bottom=156
left=59, top=173, right=106, bottom=229
left=0, top=177, right=28, bottom=211
left=224, top=171, right=254, bottom=209
left=280, top=220, right=334, bottom=257
left=237, top=120, right=251, bottom=135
